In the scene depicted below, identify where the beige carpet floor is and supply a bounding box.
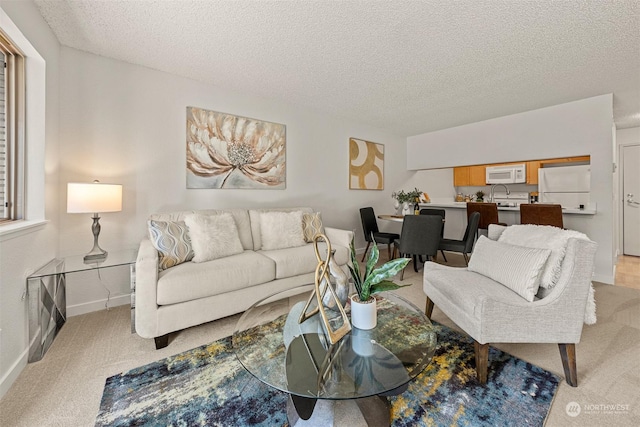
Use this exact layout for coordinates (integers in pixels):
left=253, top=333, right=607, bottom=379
left=1, top=253, right=639, bottom=426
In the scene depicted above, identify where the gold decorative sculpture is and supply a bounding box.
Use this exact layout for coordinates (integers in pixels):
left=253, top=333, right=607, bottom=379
left=298, top=234, right=352, bottom=345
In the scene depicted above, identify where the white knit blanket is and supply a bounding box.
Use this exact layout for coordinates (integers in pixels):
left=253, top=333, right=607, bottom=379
left=498, top=224, right=596, bottom=324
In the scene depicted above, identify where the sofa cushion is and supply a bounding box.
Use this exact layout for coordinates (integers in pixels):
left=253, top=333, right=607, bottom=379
left=468, top=236, right=551, bottom=302
left=184, top=213, right=244, bottom=262
left=302, top=212, right=325, bottom=242
left=498, top=224, right=589, bottom=289
left=259, top=242, right=349, bottom=279
left=424, top=262, right=532, bottom=320
left=150, top=208, right=254, bottom=250
left=147, top=220, right=194, bottom=270
left=157, top=251, right=276, bottom=305
left=249, top=207, right=313, bottom=250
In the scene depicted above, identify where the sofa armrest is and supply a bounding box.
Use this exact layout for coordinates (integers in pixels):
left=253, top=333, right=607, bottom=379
left=134, top=238, right=160, bottom=338
left=324, top=227, right=354, bottom=250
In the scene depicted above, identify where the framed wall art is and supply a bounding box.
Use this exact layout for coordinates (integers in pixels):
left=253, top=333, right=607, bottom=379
left=186, top=107, right=286, bottom=189
left=349, top=137, right=384, bottom=190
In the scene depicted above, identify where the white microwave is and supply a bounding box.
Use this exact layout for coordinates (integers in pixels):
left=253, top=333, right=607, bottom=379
left=485, top=164, right=526, bottom=184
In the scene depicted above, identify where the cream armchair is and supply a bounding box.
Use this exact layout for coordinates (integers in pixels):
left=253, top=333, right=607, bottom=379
left=423, top=225, right=597, bottom=387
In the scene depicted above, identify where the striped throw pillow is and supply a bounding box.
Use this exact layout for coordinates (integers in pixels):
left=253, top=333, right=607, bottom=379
left=468, top=236, right=551, bottom=302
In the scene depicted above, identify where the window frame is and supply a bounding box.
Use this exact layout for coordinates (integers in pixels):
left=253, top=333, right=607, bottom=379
left=0, top=29, right=25, bottom=224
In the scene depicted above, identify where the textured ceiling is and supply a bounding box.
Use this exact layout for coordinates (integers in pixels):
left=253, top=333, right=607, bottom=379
left=34, top=0, right=640, bottom=137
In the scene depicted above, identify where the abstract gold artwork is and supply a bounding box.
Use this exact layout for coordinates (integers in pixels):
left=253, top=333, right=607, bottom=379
left=349, top=138, right=384, bottom=190
left=186, top=107, right=286, bottom=189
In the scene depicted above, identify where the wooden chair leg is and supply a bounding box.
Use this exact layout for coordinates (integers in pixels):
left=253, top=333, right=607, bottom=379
left=361, top=242, right=371, bottom=262
left=463, top=253, right=469, bottom=265
left=559, top=343, right=578, bottom=387
left=387, top=243, right=392, bottom=260
left=413, top=255, right=419, bottom=272
left=425, top=297, right=434, bottom=319
left=474, top=341, right=489, bottom=384
left=440, top=250, right=448, bottom=262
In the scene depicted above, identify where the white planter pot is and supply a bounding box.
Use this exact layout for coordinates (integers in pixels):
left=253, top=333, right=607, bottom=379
left=350, top=295, right=377, bottom=330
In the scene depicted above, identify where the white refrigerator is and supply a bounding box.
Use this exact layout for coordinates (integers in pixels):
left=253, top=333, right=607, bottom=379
left=538, top=165, right=591, bottom=209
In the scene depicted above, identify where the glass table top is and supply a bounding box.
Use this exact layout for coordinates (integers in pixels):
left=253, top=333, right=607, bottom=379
left=28, top=248, right=138, bottom=278
left=232, top=284, right=437, bottom=400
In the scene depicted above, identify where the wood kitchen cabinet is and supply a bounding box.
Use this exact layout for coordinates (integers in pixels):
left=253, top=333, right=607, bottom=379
left=453, top=166, right=470, bottom=186
left=453, top=165, right=486, bottom=186
left=454, top=156, right=590, bottom=187
left=527, top=161, right=541, bottom=184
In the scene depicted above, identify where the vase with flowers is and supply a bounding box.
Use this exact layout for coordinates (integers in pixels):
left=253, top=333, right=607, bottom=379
left=348, top=237, right=410, bottom=329
left=392, top=187, right=423, bottom=215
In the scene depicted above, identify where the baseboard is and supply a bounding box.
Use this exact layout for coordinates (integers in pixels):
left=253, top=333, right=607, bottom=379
left=0, top=346, right=28, bottom=400
left=593, top=272, right=614, bottom=285
left=67, top=293, right=131, bottom=317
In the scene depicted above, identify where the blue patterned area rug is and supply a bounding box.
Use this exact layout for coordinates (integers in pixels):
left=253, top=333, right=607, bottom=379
left=96, top=323, right=559, bottom=426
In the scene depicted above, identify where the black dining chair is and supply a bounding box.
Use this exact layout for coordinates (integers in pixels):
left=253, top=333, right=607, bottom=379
left=420, top=208, right=447, bottom=262
left=438, top=211, right=480, bottom=265
left=359, top=207, right=400, bottom=261
left=392, top=215, right=443, bottom=280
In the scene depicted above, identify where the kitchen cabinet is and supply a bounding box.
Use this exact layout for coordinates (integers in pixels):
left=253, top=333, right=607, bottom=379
left=453, top=165, right=486, bottom=186
left=527, top=161, right=541, bottom=184
left=454, top=156, right=590, bottom=187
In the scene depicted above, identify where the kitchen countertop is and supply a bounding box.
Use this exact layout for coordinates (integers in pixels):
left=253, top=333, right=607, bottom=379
left=419, top=201, right=596, bottom=215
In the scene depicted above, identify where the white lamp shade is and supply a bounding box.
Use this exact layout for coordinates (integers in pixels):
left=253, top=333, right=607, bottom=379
left=67, top=182, right=122, bottom=213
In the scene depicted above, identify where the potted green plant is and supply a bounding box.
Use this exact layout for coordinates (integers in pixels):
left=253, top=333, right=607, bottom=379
left=348, top=237, right=410, bottom=329
left=476, top=190, right=485, bottom=202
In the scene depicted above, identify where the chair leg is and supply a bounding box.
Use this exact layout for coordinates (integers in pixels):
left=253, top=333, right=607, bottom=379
left=387, top=243, right=392, bottom=260
left=361, top=242, right=371, bottom=262
left=559, top=343, right=578, bottom=387
left=463, top=253, right=469, bottom=265
left=440, top=250, right=448, bottom=262
left=474, top=341, right=489, bottom=384
left=425, top=297, right=434, bottom=319
left=413, top=255, right=419, bottom=272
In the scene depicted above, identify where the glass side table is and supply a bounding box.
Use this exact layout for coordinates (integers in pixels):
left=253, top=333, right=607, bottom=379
left=26, top=248, right=138, bottom=362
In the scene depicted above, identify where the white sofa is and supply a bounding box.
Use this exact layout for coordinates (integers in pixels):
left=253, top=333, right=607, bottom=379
left=135, top=207, right=353, bottom=349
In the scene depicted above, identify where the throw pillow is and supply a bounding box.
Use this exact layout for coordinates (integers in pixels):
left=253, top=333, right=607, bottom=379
left=302, top=212, right=324, bottom=242
left=498, top=224, right=589, bottom=289
left=259, top=211, right=307, bottom=250
left=468, top=236, right=551, bottom=302
left=147, top=220, right=194, bottom=270
left=184, top=213, right=244, bottom=263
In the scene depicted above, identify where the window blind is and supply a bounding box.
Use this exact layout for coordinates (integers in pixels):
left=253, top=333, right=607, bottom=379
left=0, top=50, right=6, bottom=219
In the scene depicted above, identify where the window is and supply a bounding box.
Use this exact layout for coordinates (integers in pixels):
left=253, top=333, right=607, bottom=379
left=0, top=30, right=24, bottom=223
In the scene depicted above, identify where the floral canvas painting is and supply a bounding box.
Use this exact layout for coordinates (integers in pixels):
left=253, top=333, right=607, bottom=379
left=349, top=138, right=384, bottom=190
left=186, top=107, right=286, bottom=189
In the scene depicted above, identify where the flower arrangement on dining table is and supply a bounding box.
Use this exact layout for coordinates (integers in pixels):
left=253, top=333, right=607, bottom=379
left=391, top=188, right=423, bottom=204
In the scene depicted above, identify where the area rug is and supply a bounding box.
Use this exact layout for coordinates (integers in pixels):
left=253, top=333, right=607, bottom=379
left=96, top=323, right=560, bottom=426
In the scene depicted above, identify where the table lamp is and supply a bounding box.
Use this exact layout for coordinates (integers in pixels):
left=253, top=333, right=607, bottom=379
left=67, top=181, right=122, bottom=262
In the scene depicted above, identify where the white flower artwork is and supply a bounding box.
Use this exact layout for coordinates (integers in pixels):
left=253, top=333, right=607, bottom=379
left=186, top=107, right=286, bottom=189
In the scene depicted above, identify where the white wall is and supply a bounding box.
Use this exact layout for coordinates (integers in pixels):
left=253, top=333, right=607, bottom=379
left=0, top=1, right=60, bottom=398
left=406, top=95, right=615, bottom=283
left=58, top=47, right=412, bottom=315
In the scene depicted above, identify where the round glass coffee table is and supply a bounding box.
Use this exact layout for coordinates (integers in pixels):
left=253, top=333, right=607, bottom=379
left=232, top=284, right=437, bottom=426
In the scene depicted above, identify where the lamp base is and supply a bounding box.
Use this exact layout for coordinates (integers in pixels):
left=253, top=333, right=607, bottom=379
left=84, top=213, right=108, bottom=264
left=84, top=251, right=108, bottom=263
